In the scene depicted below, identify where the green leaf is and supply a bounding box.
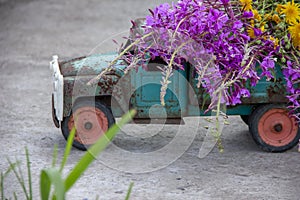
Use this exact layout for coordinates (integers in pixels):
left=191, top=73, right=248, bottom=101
left=52, top=144, right=58, bottom=167
left=60, top=126, right=76, bottom=172
left=125, top=182, right=134, bottom=200
left=1, top=172, right=4, bottom=200
left=1, top=161, right=18, bottom=199
left=7, top=158, right=29, bottom=199
left=64, top=110, right=136, bottom=192
left=40, top=170, right=51, bottom=200
left=25, top=148, right=33, bottom=200
left=13, top=192, right=17, bottom=200
left=271, top=70, right=277, bottom=82
left=40, top=168, right=65, bottom=200
left=201, top=94, right=210, bottom=110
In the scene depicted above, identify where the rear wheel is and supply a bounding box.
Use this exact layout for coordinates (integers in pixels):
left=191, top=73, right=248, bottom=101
left=61, top=100, right=115, bottom=150
left=249, top=104, right=300, bottom=152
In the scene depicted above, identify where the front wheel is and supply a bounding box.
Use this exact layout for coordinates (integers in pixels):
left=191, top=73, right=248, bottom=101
left=249, top=104, right=300, bottom=152
left=61, top=100, right=115, bottom=150
left=240, top=115, right=249, bottom=125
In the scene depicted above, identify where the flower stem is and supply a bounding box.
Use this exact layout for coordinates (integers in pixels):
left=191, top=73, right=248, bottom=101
left=88, top=32, right=154, bottom=85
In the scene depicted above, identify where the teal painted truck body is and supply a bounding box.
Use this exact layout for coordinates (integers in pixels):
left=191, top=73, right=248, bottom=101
left=57, top=52, right=287, bottom=119
left=50, top=51, right=300, bottom=152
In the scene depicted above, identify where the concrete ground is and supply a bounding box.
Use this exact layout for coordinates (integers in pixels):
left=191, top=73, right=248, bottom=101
left=0, top=0, right=299, bottom=199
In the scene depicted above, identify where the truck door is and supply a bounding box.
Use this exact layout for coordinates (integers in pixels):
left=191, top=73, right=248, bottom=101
left=130, top=61, right=188, bottom=119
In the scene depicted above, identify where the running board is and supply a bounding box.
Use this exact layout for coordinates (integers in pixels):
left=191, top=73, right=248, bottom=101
left=131, top=118, right=185, bottom=125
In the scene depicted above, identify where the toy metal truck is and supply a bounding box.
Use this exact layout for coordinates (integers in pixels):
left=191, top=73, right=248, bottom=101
left=50, top=23, right=300, bottom=152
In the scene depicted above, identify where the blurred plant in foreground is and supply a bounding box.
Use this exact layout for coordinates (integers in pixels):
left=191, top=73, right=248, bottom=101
left=0, top=110, right=136, bottom=200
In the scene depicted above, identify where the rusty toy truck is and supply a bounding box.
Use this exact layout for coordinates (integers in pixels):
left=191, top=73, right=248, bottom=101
left=50, top=21, right=300, bottom=152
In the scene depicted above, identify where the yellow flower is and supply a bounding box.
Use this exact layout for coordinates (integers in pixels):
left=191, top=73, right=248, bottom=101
left=276, top=4, right=284, bottom=13
left=252, top=9, right=262, bottom=21
left=269, top=36, right=279, bottom=49
left=281, top=0, right=300, bottom=25
left=240, top=0, right=252, bottom=11
left=264, top=13, right=272, bottom=21
left=272, top=14, right=281, bottom=24
left=247, top=27, right=255, bottom=38
left=260, top=23, right=265, bottom=32
left=288, top=22, right=300, bottom=48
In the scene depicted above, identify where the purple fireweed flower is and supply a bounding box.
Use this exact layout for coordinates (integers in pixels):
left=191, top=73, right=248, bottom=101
left=122, top=0, right=299, bottom=115
left=220, top=0, right=229, bottom=4
left=229, top=87, right=251, bottom=105
left=233, top=20, right=243, bottom=30
left=240, top=34, right=250, bottom=41
left=286, top=62, right=300, bottom=81
left=254, top=28, right=262, bottom=37
left=282, top=60, right=300, bottom=122
left=256, top=56, right=275, bottom=79
left=243, top=11, right=254, bottom=18
left=240, top=88, right=250, bottom=96
left=261, top=57, right=275, bottom=69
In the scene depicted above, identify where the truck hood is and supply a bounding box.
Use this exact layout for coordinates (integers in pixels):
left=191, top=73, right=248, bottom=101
left=59, top=53, right=127, bottom=77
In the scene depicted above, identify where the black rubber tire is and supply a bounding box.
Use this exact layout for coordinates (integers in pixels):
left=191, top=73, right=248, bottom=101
left=61, top=100, right=115, bottom=151
left=240, top=115, right=249, bottom=125
left=248, top=104, right=300, bottom=152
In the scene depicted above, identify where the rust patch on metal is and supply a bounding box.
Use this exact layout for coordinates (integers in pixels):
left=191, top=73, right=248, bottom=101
left=79, top=66, right=97, bottom=75
left=59, top=56, right=87, bottom=75
left=60, top=63, right=99, bottom=76
left=97, top=76, right=119, bottom=94
left=63, top=75, right=121, bottom=117
left=266, top=83, right=288, bottom=103
left=60, top=65, right=75, bottom=76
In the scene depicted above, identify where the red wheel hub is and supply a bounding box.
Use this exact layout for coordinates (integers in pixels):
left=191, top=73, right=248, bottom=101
left=258, top=108, right=298, bottom=147
left=68, top=106, right=109, bottom=145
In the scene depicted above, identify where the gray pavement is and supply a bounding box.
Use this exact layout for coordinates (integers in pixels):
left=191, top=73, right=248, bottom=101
left=0, top=0, right=299, bottom=199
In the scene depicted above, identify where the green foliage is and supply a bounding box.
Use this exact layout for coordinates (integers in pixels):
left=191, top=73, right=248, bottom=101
left=1, top=110, right=136, bottom=200
left=1, top=160, right=20, bottom=200
left=40, top=169, right=65, bottom=200
left=6, top=148, right=32, bottom=200
left=125, top=182, right=134, bottom=200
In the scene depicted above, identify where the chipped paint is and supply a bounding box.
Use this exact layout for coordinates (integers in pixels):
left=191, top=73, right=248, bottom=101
left=63, top=75, right=121, bottom=117
left=58, top=53, right=128, bottom=117
left=59, top=53, right=126, bottom=77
